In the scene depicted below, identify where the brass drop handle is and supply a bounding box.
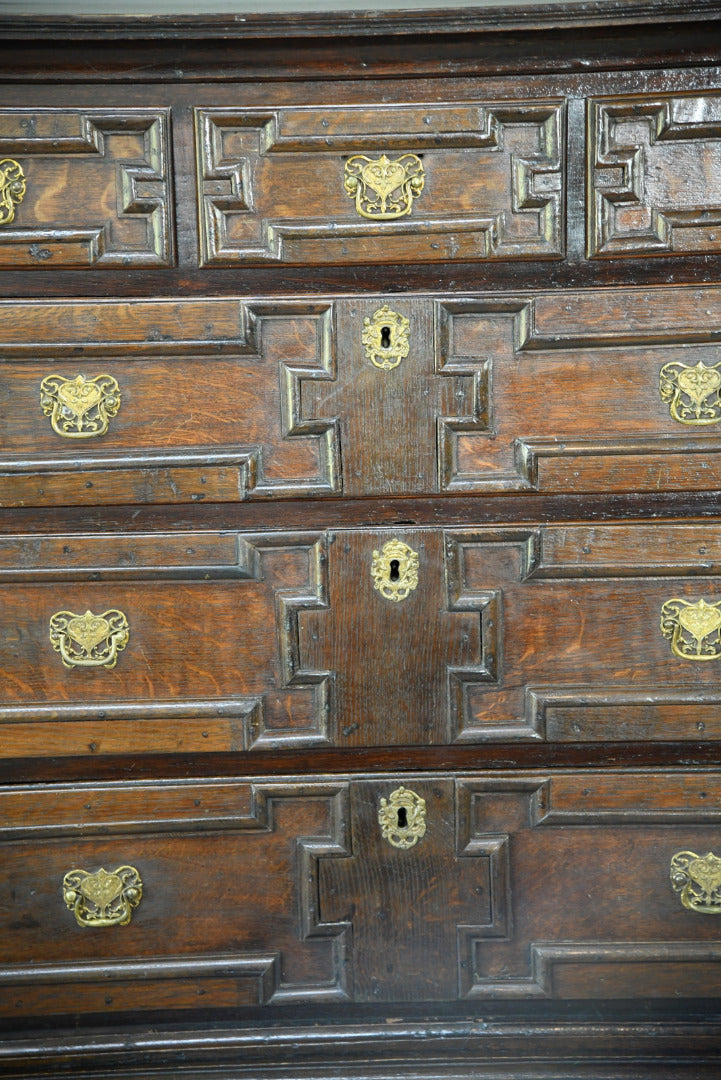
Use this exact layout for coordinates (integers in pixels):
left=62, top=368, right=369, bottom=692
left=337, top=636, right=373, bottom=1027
left=63, top=866, right=143, bottom=927
left=344, top=153, right=425, bottom=220
left=379, top=786, right=426, bottom=849
left=660, top=598, right=721, bottom=661
left=49, top=608, right=130, bottom=670
left=40, top=374, right=121, bottom=438
left=660, top=360, right=721, bottom=425
left=670, top=851, right=721, bottom=914
left=0, top=157, right=26, bottom=225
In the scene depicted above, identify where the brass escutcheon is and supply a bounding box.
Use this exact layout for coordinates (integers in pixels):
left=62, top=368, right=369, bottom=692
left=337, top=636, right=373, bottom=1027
left=40, top=373, right=121, bottom=438
left=344, top=153, right=425, bottom=220
left=670, top=851, right=721, bottom=914
left=660, top=359, right=721, bottom=425
left=379, top=787, right=427, bottom=850
left=362, top=306, right=410, bottom=371
left=371, top=539, right=419, bottom=602
left=63, top=866, right=143, bottom=927
left=660, top=597, right=721, bottom=661
left=49, top=608, right=130, bottom=669
left=0, top=158, right=26, bottom=225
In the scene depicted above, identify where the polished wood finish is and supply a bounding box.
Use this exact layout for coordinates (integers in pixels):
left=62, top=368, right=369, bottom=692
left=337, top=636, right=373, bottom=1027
left=3, top=771, right=721, bottom=1022
left=3, top=3, right=721, bottom=1077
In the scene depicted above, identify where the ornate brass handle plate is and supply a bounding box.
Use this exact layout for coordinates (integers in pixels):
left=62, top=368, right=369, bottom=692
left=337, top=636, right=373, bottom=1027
left=362, top=305, right=410, bottom=370
left=63, top=866, right=143, bottom=927
left=379, top=787, right=427, bottom=850
left=49, top=608, right=129, bottom=669
left=660, top=598, right=721, bottom=660
left=660, top=360, right=721, bottom=425
left=670, top=851, right=721, bottom=914
left=0, top=158, right=26, bottom=225
left=371, top=539, right=419, bottom=602
left=344, top=153, right=425, bottom=220
left=40, top=374, right=121, bottom=438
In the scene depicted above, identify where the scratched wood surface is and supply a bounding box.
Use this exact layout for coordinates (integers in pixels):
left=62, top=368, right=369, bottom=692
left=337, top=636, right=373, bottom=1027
left=2, top=6, right=721, bottom=1078
left=2, top=771, right=721, bottom=1023
left=5, top=286, right=721, bottom=505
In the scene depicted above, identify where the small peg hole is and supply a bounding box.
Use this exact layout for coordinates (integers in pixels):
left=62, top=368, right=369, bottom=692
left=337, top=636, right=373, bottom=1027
left=380, top=326, right=391, bottom=349
left=397, top=806, right=408, bottom=829
left=389, top=558, right=400, bottom=581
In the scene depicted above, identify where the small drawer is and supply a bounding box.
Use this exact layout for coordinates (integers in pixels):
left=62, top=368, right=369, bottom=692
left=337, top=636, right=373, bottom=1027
left=2, top=771, right=721, bottom=1021
left=589, top=90, right=721, bottom=259
left=195, top=100, right=564, bottom=266
left=0, top=109, right=173, bottom=268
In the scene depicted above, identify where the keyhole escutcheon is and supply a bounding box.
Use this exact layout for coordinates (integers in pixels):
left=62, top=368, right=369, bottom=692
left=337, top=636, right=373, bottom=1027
left=378, top=786, right=427, bottom=850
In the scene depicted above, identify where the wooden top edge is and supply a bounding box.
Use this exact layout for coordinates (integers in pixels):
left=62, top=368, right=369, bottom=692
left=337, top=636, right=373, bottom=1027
left=0, top=0, right=720, bottom=39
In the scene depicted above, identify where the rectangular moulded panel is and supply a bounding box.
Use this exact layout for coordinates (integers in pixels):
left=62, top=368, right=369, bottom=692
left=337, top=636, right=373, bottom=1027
left=438, top=284, right=721, bottom=495
left=589, top=91, right=721, bottom=257
left=0, top=778, right=351, bottom=1020
left=456, top=771, right=721, bottom=999
left=0, top=530, right=332, bottom=758
left=0, top=109, right=173, bottom=267
left=3, top=771, right=721, bottom=1020
left=0, top=298, right=338, bottom=507
left=196, top=102, right=564, bottom=265
left=441, top=521, right=721, bottom=742
left=5, top=521, right=721, bottom=756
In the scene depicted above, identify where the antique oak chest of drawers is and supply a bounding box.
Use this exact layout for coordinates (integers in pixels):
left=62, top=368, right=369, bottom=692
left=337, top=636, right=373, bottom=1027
left=2, top=3, right=721, bottom=1078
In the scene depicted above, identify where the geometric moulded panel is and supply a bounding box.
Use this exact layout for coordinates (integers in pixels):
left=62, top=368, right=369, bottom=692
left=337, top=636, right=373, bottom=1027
left=0, top=109, right=173, bottom=267
left=196, top=102, right=564, bottom=265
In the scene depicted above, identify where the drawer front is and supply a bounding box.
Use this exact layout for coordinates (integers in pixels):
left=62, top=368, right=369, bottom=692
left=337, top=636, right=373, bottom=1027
left=195, top=101, right=564, bottom=265
left=0, top=298, right=338, bottom=506
left=0, top=109, right=173, bottom=268
left=2, top=771, right=721, bottom=1020
left=589, top=91, right=721, bottom=258
left=0, top=531, right=330, bottom=759
left=5, top=285, right=721, bottom=505
left=4, top=285, right=721, bottom=507
left=3, top=522, right=721, bottom=759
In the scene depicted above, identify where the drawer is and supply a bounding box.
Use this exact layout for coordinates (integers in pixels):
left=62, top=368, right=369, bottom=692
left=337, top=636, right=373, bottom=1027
left=195, top=100, right=564, bottom=265
left=589, top=90, right=721, bottom=258
left=5, top=285, right=721, bottom=506
left=0, top=109, right=173, bottom=268
left=3, top=522, right=721, bottom=760
left=2, top=770, right=721, bottom=1021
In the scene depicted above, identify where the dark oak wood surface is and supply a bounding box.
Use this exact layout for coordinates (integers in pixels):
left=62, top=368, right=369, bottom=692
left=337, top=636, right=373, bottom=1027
left=2, top=4, right=721, bottom=1076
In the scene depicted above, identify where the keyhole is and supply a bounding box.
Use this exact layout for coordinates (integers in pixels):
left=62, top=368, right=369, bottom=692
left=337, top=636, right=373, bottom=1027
left=397, top=806, right=408, bottom=829
left=380, top=325, right=391, bottom=349
left=389, top=558, right=400, bottom=581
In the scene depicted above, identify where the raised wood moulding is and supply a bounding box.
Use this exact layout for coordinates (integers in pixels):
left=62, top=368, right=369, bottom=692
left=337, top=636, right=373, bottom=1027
left=4, top=286, right=721, bottom=504
left=196, top=102, right=564, bottom=265
left=589, top=91, right=721, bottom=257
left=2, top=771, right=721, bottom=1018
left=0, top=109, right=173, bottom=268
left=1, top=523, right=721, bottom=759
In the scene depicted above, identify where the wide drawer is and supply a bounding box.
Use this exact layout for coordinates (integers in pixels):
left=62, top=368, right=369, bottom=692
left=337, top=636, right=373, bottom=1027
left=4, top=285, right=721, bottom=505
left=2, top=770, right=721, bottom=1021
left=2, top=521, right=721, bottom=760
left=0, top=108, right=173, bottom=268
